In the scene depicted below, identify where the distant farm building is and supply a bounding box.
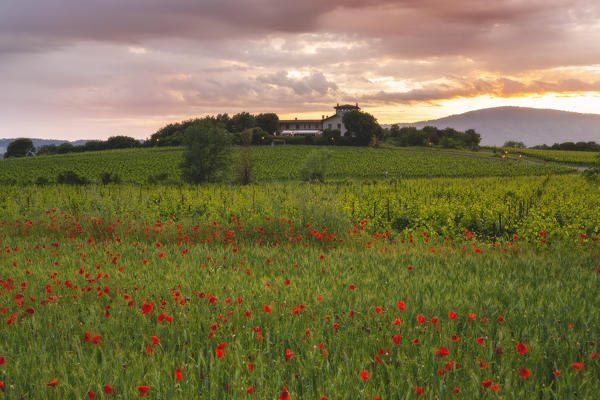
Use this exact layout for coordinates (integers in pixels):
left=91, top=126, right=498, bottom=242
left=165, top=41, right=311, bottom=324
left=278, top=103, right=359, bottom=136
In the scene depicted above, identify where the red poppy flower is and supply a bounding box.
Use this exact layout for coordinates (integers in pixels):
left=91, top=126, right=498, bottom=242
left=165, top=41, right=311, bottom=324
left=469, top=313, right=476, bottom=320
left=174, top=368, right=183, bottom=380
left=374, top=306, right=383, bottom=314
left=491, top=384, right=500, bottom=392
left=397, top=301, right=405, bottom=311
left=436, top=346, right=449, bottom=358
left=415, top=387, right=423, bottom=395
left=412, top=338, right=419, bottom=345
left=349, top=284, right=355, bottom=290
left=0, top=381, right=4, bottom=391
left=0, top=356, right=5, bottom=365
left=216, top=349, right=224, bottom=358
left=137, top=386, right=149, bottom=396
left=46, top=378, right=57, bottom=387
left=279, top=386, right=290, bottom=400
left=392, top=334, right=402, bottom=344
left=247, top=363, right=254, bottom=371
left=519, top=368, right=530, bottom=378
left=515, top=343, right=528, bottom=354
left=247, top=386, right=253, bottom=394
left=84, top=332, right=91, bottom=342
left=417, top=315, right=425, bottom=323
left=571, top=362, right=583, bottom=370
left=454, top=387, right=459, bottom=393
left=88, top=390, right=96, bottom=399
left=103, top=385, right=113, bottom=394
left=476, top=337, right=484, bottom=345
left=146, top=346, right=153, bottom=354
left=479, top=359, right=488, bottom=369
left=263, top=305, right=272, bottom=313
left=448, top=311, right=456, bottom=320
left=285, top=349, right=294, bottom=359
left=392, top=318, right=402, bottom=326
left=150, top=336, right=159, bottom=345
left=451, top=335, right=460, bottom=342
left=553, top=370, right=560, bottom=376
left=92, top=335, right=100, bottom=344
left=431, top=316, right=438, bottom=324
left=360, top=370, right=369, bottom=380
left=481, top=380, right=492, bottom=388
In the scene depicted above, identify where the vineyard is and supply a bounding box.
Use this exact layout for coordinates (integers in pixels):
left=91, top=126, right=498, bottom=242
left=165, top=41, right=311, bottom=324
left=503, top=148, right=600, bottom=165
left=0, top=146, right=573, bottom=185
left=0, top=174, right=597, bottom=243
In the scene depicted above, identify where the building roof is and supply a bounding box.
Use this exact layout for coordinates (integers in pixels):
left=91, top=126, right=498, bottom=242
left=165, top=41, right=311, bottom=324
left=279, top=119, right=323, bottom=124
left=335, top=103, right=360, bottom=110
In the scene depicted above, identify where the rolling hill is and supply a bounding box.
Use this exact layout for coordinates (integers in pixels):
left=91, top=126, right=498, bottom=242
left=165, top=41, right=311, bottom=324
left=388, top=107, right=600, bottom=146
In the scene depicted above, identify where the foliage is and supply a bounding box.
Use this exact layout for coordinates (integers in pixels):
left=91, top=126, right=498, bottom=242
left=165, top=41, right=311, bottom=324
left=534, top=140, right=600, bottom=152
left=0, top=146, right=574, bottom=185
left=5, top=138, right=35, bottom=158
left=56, top=170, right=88, bottom=185
left=504, top=140, right=526, bottom=148
left=255, top=113, right=279, bottom=135
left=298, top=149, right=332, bottom=182
left=99, top=171, right=121, bottom=184
left=342, top=110, right=382, bottom=145
left=0, top=204, right=598, bottom=398
left=180, top=121, right=232, bottom=183
left=388, top=126, right=481, bottom=149
left=503, top=148, right=600, bottom=165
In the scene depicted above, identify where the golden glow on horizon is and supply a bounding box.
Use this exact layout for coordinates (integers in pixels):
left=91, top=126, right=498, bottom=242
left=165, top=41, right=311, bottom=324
left=279, top=92, right=600, bottom=124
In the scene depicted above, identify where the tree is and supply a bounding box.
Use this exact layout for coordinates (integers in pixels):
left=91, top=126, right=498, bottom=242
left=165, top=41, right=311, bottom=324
left=180, top=120, right=232, bottom=183
left=5, top=138, right=35, bottom=158
left=255, top=113, right=279, bottom=135
left=106, top=136, right=141, bottom=149
left=342, top=110, right=382, bottom=146
left=503, top=140, right=525, bottom=148
left=299, top=149, right=332, bottom=182
left=227, top=112, right=256, bottom=133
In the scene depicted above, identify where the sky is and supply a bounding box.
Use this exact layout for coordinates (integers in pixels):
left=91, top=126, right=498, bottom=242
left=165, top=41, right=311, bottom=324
left=1, top=0, right=600, bottom=140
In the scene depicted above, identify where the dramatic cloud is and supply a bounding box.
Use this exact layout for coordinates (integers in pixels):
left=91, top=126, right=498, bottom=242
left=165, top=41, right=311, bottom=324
left=0, top=0, right=599, bottom=139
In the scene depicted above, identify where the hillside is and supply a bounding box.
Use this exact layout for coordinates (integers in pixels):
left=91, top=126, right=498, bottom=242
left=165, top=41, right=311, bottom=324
left=0, top=146, right=572, bottom=185
left=388, top=107, right=600, bottom=146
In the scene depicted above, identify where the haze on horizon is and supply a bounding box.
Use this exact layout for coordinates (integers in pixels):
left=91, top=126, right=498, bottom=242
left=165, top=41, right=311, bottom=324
left=1, top=0, right=600, bottom=140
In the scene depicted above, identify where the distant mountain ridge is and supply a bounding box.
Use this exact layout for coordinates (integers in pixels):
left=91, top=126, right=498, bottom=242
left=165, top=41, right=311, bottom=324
left=0, top=138, right=88, bottom=156
left=386, top=107, right=600, bottom=146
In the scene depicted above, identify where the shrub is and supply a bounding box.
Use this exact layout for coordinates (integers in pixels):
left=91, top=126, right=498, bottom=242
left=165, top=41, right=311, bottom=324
left=299, top=149, right=333, bottom=182
left=180, top=121, right=232, bottom=183
left=100, top=172, right=121, bottom=184
left=57, top=170, right=88, bottom=185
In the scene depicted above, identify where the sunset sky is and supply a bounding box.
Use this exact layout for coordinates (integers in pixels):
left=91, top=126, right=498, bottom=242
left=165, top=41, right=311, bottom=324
left=1, top=0, right=600, bottom=140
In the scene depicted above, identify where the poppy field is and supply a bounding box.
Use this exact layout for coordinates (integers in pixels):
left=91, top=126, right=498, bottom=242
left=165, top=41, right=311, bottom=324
left=0, top=207, right=598, bottom=399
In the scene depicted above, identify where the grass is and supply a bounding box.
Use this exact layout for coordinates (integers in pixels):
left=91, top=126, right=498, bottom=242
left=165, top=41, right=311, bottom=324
left=0, top=213, right=598, bottom=399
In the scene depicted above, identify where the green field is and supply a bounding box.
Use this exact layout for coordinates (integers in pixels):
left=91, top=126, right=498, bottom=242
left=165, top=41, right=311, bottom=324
left=0, top=146, right=573, bottom=185
left=0, top=146, right=598, bottom=399
left=503, top=148, right=600, bottom=165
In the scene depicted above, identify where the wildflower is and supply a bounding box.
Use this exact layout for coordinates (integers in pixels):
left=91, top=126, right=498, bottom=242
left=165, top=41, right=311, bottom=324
left=360, top=370, right=369, bottom=380
left=515, top=343, right=528, bottom=354
left=519, top=368, right=530, bottom=378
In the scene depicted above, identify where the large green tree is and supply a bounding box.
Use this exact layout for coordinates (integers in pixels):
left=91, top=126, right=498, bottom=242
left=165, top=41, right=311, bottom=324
left=342, top=110, right=382, bottom=146
left=180, top=121, right=232, bottom=183
left=5, top=138, right=35, bottom=158
left=255, top=113, right=279, bottom=135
